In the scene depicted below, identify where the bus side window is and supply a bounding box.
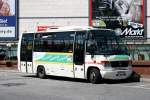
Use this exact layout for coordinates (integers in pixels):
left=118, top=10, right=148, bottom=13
left=86, top=33, right=97, bottom=54
left=34, top=32, right=74, bottom=53
left=74, top=31, right=85, bottom=65
left=56, top=32, right=74, bottom=53
left=34, top=39, right=43, bottom=52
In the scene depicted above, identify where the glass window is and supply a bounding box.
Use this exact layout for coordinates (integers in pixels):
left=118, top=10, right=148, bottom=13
left=86, top=30, right=128, bottom=55
left=20, top=33, right=34, bottom=61
left=74, top=31, right=86, bottom=65
left=34, top=32, right=74, bottom=53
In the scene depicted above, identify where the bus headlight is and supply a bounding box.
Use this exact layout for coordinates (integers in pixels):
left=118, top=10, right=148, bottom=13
left=101, top=61, right=111, bottom=67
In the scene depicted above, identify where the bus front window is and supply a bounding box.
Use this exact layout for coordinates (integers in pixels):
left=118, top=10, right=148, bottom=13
left=87, top=30, right=128, bottom=55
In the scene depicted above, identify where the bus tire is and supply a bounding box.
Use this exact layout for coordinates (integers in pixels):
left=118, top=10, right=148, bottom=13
left=37, top=66, right=46, bottom=79
left=89, top=68, right=101, bottom=84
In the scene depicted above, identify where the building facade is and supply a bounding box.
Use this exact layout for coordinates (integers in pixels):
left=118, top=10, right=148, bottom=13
left=0, top=0, right=149, bottom=62
left=19, top=0, right=89, bottom=34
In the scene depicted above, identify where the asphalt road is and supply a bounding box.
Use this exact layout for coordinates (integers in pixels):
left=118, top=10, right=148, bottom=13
left=0, top=71, right=150, bottom=100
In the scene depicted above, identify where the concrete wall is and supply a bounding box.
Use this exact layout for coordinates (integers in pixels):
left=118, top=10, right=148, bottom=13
left=19, top=0, right=88, bottom=17
left=19, top=18, right=89, bottom=33
left=19, top=0, right=89, bottom=34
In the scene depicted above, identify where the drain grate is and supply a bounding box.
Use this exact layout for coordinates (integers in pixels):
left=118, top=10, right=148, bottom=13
left=1, top=83, right=26, bottom=87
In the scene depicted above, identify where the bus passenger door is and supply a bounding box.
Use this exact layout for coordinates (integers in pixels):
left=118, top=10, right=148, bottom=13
left=20, top=34, right=33, bottom=73
left=73, top=31, right=85, bottom=79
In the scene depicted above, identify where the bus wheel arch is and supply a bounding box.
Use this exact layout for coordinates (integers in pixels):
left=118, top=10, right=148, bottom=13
left=37, top=65, right=46, bottom=79
left=87, top=67, right=102, bottom=84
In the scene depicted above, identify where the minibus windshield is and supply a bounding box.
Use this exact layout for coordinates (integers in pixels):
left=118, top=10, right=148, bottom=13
left=87, top=30, right=128, bottom=55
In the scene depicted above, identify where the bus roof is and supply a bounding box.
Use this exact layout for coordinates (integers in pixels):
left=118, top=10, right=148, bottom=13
left=22, top=26, right=113, bottom=34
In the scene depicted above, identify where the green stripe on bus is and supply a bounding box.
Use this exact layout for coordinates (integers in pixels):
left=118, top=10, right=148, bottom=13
left=108, top=55, right=129, bottom=61
left=35, top=53, right=73, bottom=63
left=35, top=61, right=73, bottom=65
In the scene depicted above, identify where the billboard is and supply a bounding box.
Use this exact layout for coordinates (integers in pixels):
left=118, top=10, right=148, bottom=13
left=0, top=0, right=17, bottom=40
left=90, top=0, right=146, bottom=39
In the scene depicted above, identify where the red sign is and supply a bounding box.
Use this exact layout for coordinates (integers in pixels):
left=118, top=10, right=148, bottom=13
left=37, top=26, right=59, bottom=32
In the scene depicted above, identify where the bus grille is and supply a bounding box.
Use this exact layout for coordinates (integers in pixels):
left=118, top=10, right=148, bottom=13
left=110, top=61, right=129, bottom=67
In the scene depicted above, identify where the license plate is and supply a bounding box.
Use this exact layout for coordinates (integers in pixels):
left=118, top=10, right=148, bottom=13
left=116, top=71, right=126, bottom=76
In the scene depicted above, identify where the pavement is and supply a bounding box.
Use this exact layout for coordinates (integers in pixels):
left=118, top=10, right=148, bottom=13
left=0, top=70, right=150, bottom=100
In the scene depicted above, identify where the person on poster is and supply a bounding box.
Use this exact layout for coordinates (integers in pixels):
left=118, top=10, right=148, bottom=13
left=0, top=0, right=14, bottom=16
left=93, top=0, right=142, bottom=22
left=93, top=0, right=143, bottom=27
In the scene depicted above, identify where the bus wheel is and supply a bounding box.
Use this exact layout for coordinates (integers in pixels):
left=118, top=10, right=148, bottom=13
left=89, top=68, right=101, bottom=84
left=37, top=66, right=46, bottom=79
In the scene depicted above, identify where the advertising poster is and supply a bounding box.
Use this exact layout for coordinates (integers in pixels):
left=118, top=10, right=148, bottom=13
left=0, top=0, right=17, bottom=40
left=91, top=0, right=145, bottom=39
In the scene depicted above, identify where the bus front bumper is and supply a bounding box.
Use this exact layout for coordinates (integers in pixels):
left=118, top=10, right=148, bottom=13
left=100, top=69, right=132, bottom=80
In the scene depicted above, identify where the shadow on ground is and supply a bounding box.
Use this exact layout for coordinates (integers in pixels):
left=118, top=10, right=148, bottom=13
left=22, top=75, right=88, bottom=83
left=22, top=72, right=141, bottom=84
